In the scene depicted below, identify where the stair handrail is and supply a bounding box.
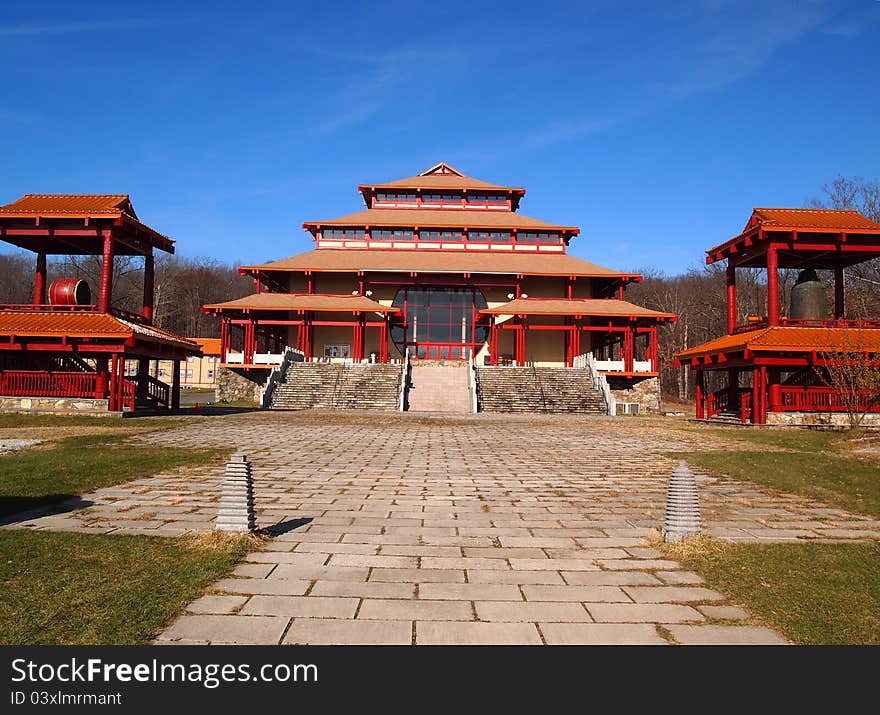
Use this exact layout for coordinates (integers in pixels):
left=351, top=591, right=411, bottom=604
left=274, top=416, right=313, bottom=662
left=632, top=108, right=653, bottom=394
left=398, top=350, right=410, bottom=412
left=580, top=352, right=616, bottom=416
left=532, top=365, right=548, bottom=412
left=260, top=346, right=302, bottom=409
left=468, top=348, right=478, bottom=414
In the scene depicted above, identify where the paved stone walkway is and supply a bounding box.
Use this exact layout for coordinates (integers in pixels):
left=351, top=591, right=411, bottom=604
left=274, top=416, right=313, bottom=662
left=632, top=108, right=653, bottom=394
left=4, top=411, right=878, bottom=644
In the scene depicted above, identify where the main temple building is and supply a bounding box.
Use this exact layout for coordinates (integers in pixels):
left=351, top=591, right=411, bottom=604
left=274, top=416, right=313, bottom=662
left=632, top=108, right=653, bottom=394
left=207, top=163, right=675, bottom=412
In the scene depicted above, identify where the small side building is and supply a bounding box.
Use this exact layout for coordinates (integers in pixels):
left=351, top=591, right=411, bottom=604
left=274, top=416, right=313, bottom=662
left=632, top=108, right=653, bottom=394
left=0, top=194, right=201, bottom=414
left=675, top=208, right=880, bottom=426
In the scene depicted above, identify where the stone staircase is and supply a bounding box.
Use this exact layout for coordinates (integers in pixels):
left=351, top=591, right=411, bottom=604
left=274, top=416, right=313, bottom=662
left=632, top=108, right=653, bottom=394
left=474, top=366, right=607, bottom=414
left=270, top=362, right=402, bottom=411
left=406, top=364, right=472, bottom=413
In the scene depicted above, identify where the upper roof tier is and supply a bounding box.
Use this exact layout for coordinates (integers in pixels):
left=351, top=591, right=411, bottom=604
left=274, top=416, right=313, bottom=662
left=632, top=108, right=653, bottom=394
left=242, top=248, right=637, bottom=280
left=0, top=194, right=175, bottom=255
left=359, top=162, right=525, bottom=194
left=305, top=207, right=576, bottom=231
left=707, top=207, right=880, bottom=267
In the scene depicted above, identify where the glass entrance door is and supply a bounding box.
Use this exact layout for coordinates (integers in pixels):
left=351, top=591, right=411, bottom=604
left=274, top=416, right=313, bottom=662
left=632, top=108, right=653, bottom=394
left=390, top=287, right=489, bottom=359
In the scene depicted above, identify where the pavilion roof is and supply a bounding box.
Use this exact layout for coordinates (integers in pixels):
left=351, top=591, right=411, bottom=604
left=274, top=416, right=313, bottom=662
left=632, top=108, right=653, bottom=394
left=304, top=208, right=575, bottom=232
left=202, top=292, right=400, bottom=313
left=358, top=162, right=525, bottom=193
left=242, top=249, right=637, bottom=279
left=706, top=208, right=880, bottom=265
left=676, top=326, right=880, bottom=361
left=0, top=310, right=200, bottom=351
left=481, top=298, right=676, bottom=320
left=0, top=194, right=175, bottom=254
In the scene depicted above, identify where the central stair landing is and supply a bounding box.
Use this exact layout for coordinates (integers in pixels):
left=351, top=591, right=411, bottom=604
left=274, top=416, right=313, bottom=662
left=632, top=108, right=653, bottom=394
left=406, top=364, right=472, bottom=413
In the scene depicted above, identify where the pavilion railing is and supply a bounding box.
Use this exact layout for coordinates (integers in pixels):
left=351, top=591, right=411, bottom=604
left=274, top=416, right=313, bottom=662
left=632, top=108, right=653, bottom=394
left=707, top=388, right=751, bottom=420
left=0, top=370, right=99, bottom=399
left=779, top=386, right=880, bottom=413
left=130, top=374, right=170, bottom=407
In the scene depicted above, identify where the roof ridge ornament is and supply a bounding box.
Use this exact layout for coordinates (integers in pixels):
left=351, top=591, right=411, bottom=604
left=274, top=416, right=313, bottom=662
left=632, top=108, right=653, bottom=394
left=419, top=162, right=465, bottom=177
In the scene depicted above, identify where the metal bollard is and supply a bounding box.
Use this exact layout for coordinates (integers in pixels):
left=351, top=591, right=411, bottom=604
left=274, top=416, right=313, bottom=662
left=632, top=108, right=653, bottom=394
left=663, top=459, right=701, bottom=543
left=216, top=452, right=255, bottom=533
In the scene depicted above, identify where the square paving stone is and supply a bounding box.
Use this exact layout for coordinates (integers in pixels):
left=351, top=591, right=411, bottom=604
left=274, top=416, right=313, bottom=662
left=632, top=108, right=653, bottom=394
left=159, top=615, right=288, bottom=645
left=540, top=623, right=667, bottom=645
left=475, top=601, right=592, bottom=623
left=586, top=603, right=704, bottom=623
left=416, top=622, right=542, bottom=645
left=240, top=595, right=359, bottom=618
left=186, top=595, right=249, bottom=614
left=283, top=619, right=412, bottom=645
left=667, top=625, right=788, bottom=645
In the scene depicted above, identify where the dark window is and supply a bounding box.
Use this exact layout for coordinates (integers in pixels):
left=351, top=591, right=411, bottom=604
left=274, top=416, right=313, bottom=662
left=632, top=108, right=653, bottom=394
left=489, top=231, right=511, bottom=243
left=466, top=194, right=485, bottom=204
left=421, top=230, right=463, bottom=242
left=469, top=231, right=490, bottom=242
left=516, top=232, right=559, bottom=244
left=422, top=193, right=442, bottom=204
left=390, top=287, right=489, bottom=359
left=442, top=193, right=461, bottom=204
left=487, top=194, right=507, bottom=205
left=373, top=228, right=414, bottom=241
left=324, top=228, right=365, bottom=240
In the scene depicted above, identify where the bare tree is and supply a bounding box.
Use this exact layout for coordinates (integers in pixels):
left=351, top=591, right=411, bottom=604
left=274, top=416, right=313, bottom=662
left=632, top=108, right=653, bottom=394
left=815, top=330, right=880, bottom=428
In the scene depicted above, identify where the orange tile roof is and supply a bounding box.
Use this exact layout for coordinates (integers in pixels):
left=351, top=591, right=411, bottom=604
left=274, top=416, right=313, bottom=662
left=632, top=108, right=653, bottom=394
left=243, top=249, right=636, bottom=279
left=481, top=298, right=676, bottom=320
left=305, top=208, right=574, bottom=231
left=0, top=194, right=134, bottom=217
left=0, top=194, right=175, bottom=254
left=194, top=337, right=222, bottom=355
left=360, top=162, right=523, bottom=192
left=203, top=293, right=400, bottom=313
left=751, top=208, right=880, bottom=232
left=676, top=326, right=880, bottom=360
left=707, top=208, right=880, bottom=258
left=0, top=310, right=199, bottom=351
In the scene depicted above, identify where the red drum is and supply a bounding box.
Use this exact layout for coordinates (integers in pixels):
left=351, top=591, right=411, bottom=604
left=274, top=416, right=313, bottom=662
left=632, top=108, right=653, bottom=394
left=49, top=278, right=92, bottom=306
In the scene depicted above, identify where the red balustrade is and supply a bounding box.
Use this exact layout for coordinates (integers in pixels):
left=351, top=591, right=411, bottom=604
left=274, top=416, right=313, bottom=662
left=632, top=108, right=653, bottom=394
left=0, top=370, right=98, bottom=398
left=779, top=386, right=880, bottom=413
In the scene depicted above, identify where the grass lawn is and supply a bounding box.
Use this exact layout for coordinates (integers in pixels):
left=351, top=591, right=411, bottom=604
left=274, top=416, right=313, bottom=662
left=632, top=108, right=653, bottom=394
left=677, top=427, right=880, bottom=518
left=0, top=432, right=224, bottom=518
left=0, top=530, right=254, bottom=644
left=663, top=538, right=880, bottom=645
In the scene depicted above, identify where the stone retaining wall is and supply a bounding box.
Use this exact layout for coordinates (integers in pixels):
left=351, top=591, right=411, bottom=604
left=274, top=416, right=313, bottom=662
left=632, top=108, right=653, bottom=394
left=0, top=396, right=115, bottom=416
left=608, top=376, right=661, bottom=414
left=216, top=367, right=265, bottom=404
left=765, top=411, right=880, bottom=427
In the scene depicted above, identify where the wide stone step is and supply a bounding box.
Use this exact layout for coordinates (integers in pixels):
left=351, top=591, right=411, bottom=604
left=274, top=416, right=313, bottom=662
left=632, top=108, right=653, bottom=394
left=475, top=366, right=607, bottom=414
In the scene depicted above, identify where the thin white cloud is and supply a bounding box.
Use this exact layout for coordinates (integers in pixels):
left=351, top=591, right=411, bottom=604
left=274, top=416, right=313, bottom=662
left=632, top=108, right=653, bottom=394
left=0, top=19, right=154, bottom=36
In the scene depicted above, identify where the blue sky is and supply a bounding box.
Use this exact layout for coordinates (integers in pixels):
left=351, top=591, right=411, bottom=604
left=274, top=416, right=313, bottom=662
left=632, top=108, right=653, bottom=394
left=1, top=0, right=878, bottom=275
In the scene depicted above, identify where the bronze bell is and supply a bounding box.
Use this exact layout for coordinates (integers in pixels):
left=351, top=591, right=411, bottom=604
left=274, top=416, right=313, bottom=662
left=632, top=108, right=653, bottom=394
left=789, top=268, right=827, bottom=320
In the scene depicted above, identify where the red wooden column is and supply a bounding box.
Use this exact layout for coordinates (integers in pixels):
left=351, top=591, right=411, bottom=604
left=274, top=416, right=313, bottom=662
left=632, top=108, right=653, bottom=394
left=33, top=252, right=47, bottom=305
left=142, top=251, right=154, bottom=322
left=171, top=359, right=181, bottom=410
left=695, top=369, right=705, bottom=420
left=768, top=367, right=782, bottom=412
left=219, top=317, right=229, bottom=360
left=725, top=261, right=737, bottom=334
left=95, top=357, right=109, bottom=399
left=489, top=320, right=498, bottom=365
left=766, top=245, right=780, bottom=326
left=751, top=367, right=761, bottom=424
left=98, top=230, right=115, bottom=313
left=108, top=354, right=118, bottom=411
left=380, top=315, right=388, bottom=363
left=650, top=327, right=658, bottom=370
left=834, top=265, right=845, bottom=319
left=624, top=324, right=634, bottom=373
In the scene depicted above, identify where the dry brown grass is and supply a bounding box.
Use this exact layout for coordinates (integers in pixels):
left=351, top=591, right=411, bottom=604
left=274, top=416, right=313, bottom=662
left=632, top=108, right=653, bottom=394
left=181, top=529, right=266, bottom=552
